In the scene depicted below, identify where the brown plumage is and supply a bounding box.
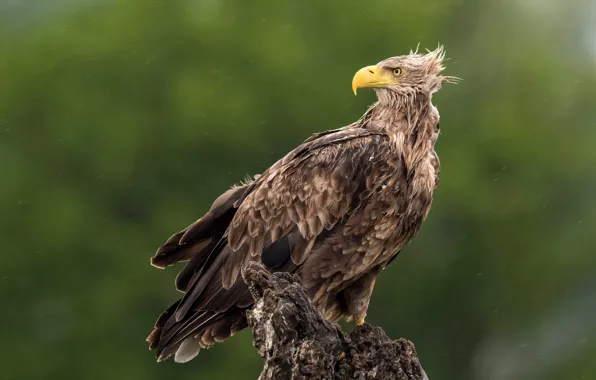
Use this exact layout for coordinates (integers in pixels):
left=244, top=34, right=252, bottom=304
left=147, top=46, right=456, bottom=363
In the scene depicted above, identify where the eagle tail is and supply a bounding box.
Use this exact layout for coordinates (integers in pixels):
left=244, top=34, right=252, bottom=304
left=148, top=184, right=255, bottom=362
left=147, top=235, right=251, bottom=361
left=147, top=305, right=247, bottom=362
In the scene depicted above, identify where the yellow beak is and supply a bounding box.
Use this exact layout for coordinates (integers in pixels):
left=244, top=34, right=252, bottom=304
left=351, top=65, right=397, bottom=95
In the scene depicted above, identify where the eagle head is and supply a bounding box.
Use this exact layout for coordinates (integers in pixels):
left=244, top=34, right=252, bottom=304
left=352, top=45, right=459, bottom=100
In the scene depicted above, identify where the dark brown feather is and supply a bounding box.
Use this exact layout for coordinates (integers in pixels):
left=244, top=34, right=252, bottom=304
left=150, top=185, right=249, bottom=269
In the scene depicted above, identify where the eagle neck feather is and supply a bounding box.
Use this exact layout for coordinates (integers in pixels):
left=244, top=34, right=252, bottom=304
left=367, top=92, right=435, bottom=152
left=364, top=91, right=438, bottom=195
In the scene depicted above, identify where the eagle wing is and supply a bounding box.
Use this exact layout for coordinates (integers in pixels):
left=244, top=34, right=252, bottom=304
left=222, top=127, right=391, bottom=287
left=148, top=126, right=397, bottom=361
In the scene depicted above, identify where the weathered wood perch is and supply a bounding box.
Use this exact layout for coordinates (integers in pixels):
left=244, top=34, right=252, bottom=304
left=242, top=262, right=428, bottom=380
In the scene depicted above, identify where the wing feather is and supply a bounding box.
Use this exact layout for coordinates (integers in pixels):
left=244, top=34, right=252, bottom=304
left=222, top=128, right=390, bottom=288
left=149, top=125, right=398, bottom=360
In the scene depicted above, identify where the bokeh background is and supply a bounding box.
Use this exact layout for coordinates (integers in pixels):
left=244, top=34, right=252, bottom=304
left=2, top=0, right=596, bottom=379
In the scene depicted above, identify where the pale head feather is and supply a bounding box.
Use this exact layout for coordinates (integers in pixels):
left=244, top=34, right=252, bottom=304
left=374, top=44, right=459, bottom=103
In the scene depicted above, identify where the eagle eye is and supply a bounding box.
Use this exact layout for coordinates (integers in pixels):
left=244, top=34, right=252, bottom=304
left=392, top=67, right=403, bottom=76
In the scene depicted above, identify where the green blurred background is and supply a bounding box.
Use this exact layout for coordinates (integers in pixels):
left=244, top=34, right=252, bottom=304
left=2, top=0, right=596, bottom=379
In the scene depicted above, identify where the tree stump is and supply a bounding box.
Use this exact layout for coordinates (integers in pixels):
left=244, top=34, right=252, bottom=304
left=242, top=262, right=427, bottom=380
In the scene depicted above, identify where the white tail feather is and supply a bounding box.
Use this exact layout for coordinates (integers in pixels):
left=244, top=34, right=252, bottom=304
left=174, top=336, right=202, bottom=363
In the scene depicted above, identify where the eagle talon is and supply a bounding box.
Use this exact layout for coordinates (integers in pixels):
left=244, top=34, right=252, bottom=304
left=337, top=352, right=346, bottom=361
left=355, top=317, right=366, bottom=326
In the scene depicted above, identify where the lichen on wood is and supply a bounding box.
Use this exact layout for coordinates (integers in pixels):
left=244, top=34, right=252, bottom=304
left=242, top=262, right=427, bottom=380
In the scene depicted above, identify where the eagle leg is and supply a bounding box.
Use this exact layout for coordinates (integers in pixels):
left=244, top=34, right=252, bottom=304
left=342, top=270, right=378, bottom=326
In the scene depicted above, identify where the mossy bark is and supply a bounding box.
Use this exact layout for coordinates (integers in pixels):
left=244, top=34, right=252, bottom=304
left=243, top=262, right=427, bottom=380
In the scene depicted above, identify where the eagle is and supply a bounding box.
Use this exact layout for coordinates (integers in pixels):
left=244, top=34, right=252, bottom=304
left=147, top=46, right=456, bottom=363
